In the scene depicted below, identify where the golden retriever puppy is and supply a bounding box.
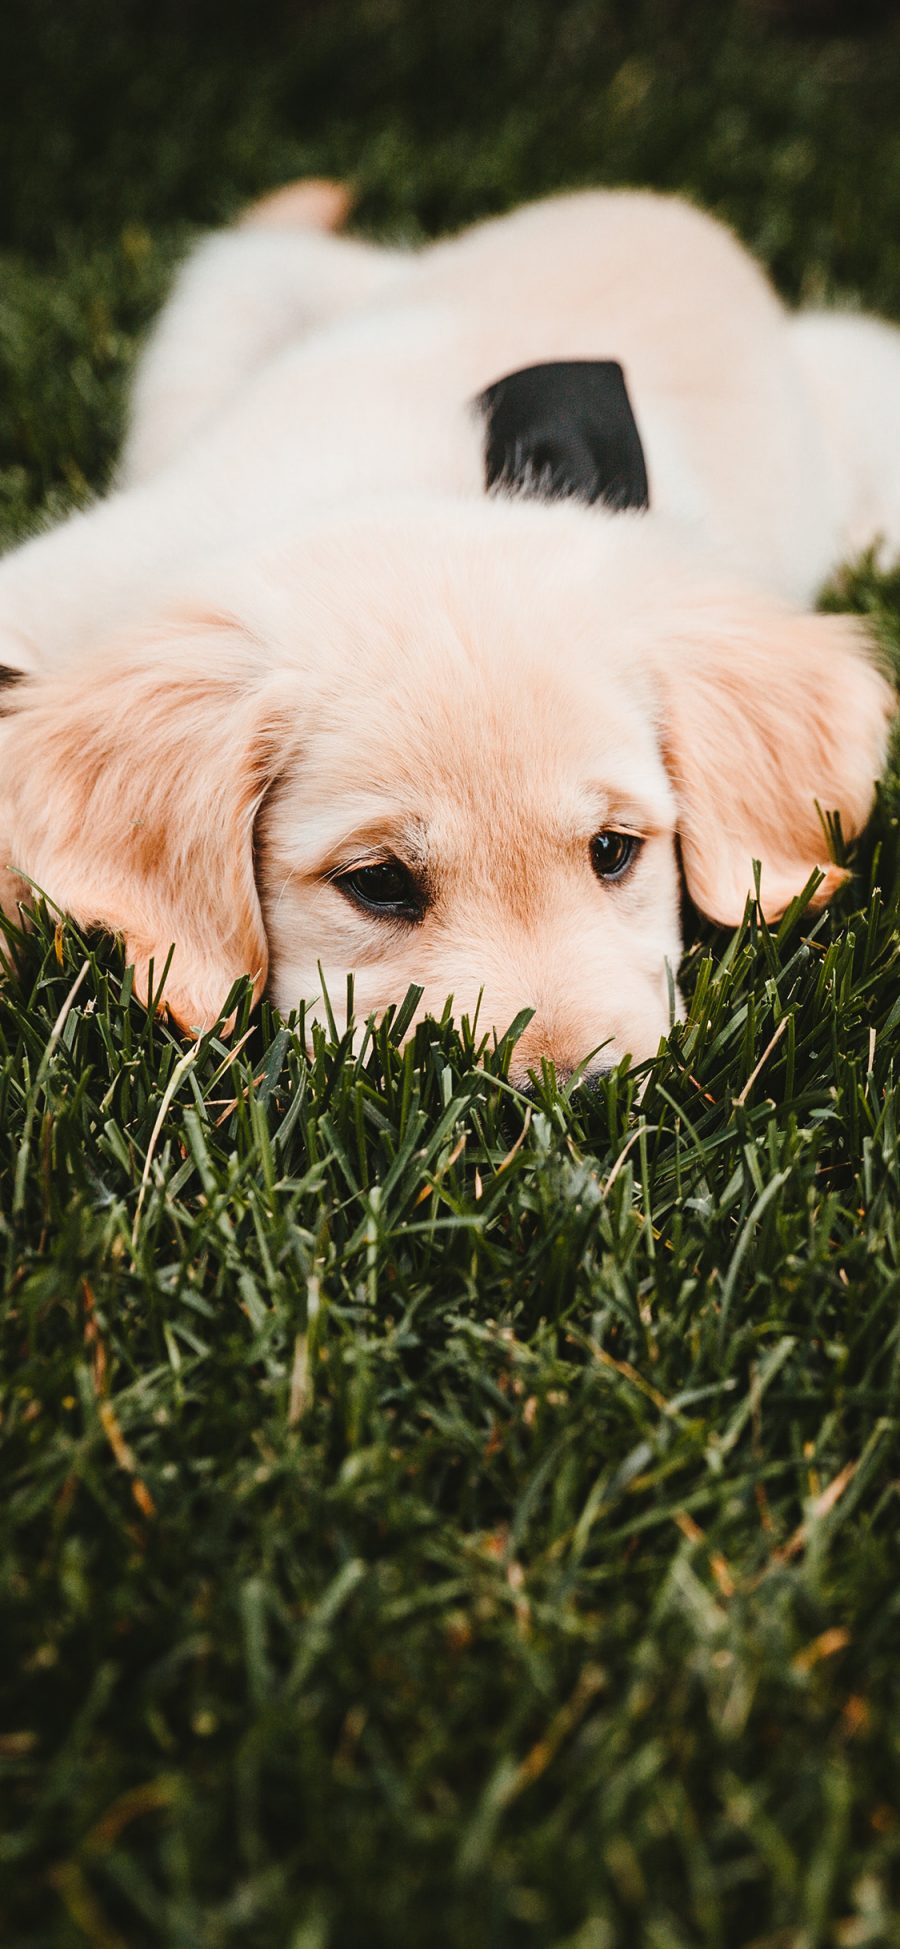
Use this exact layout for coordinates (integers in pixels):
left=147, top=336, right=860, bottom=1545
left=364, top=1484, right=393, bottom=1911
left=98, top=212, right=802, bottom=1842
left=0, top=187, right=895, bottom=1078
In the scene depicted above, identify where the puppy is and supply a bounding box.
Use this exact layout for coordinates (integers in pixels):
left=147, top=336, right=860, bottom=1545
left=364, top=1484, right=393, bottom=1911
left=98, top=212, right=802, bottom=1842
left=0, top=186, right=895, bottom=1080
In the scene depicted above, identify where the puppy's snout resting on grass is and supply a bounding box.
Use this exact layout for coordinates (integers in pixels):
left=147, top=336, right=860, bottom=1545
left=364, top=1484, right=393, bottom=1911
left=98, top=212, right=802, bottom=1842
left=0, top=186, right=895, bottom=1081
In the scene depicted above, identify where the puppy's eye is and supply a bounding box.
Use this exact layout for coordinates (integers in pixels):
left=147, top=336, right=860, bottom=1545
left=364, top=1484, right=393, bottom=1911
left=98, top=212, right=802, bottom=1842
left=590, top=830, right=641, bottom=881
left=334, top=859, right=425, bottom=921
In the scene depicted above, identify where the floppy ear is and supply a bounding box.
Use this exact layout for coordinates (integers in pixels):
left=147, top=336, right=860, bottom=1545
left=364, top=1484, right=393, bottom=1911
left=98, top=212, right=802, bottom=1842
left=0, top=612, right=293, bottom=1031
left=657, top=597, right=894, bottom=923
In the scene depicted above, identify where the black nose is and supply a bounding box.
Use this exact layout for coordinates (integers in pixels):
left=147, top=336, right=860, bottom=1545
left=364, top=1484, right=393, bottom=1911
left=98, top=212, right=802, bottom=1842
left=516, top=1063, right=613, bottom=1099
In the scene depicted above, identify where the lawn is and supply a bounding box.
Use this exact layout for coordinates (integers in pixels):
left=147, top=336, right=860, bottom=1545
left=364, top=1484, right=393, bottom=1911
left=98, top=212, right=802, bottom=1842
left=2, top=3, right=900, bottom=1944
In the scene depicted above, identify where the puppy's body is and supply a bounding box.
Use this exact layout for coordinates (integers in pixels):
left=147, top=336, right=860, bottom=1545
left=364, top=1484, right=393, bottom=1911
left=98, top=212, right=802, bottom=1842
left=4, top=190, right=897, bottom=670
left=0, top=189, right=895, bottom=1075
left=119, top=191, right=898, bottom=600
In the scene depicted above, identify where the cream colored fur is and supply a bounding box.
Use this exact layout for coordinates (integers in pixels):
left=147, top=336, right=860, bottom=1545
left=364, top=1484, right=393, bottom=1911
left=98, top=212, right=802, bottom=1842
left=0, top=185, right=895, bottom=1077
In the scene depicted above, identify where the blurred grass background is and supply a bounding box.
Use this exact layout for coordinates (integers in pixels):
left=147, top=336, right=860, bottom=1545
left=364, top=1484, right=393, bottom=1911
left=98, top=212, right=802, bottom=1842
left=2, top=4, right=900, bottom=1947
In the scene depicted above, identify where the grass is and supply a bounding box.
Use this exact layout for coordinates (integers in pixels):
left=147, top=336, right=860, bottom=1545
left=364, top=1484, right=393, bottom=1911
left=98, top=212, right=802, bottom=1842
left=2, top=3, right=900, bottom=1944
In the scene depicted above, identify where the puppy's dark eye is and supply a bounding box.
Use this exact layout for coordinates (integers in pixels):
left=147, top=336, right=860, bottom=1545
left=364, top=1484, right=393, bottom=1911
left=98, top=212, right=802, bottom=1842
left=590, top=830, right=641, bottom=881
left=334, top=859, right=425, bottom=921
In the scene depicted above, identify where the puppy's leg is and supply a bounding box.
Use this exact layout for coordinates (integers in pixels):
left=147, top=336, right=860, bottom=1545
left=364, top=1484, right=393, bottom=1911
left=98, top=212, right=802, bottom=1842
left=789, top=310, right=900, bottom=572
left=120, top=179, right=408, bottom=484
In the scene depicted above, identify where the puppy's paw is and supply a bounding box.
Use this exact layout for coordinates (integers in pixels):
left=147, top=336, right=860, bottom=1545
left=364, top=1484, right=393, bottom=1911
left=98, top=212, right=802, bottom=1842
left=239, top=177, right=354, bottom=234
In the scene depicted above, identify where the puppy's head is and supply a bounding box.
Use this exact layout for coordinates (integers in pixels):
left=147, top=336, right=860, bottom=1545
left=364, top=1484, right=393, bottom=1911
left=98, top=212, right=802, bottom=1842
left=0, top=502, right=891, bottom=1083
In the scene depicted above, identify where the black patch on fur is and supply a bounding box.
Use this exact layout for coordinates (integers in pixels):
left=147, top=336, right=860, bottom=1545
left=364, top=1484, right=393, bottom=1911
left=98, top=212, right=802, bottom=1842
left=476, top=360, right=649, bottom=511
